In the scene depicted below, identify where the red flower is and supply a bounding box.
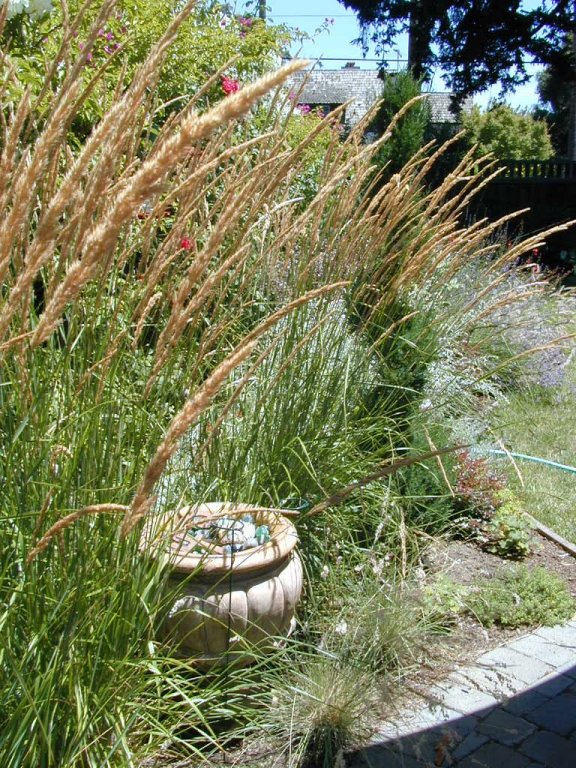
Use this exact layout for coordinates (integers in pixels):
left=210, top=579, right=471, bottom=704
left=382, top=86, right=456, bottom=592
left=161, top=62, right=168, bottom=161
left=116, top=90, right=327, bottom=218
left=221, top=76, right=240, bottom=95
left=180, top=237, right=193, bottom=251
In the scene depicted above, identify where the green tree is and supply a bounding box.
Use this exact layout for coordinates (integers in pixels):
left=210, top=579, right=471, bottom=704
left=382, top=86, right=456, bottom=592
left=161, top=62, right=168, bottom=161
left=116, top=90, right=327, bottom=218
left=536, top=37, right=573, bottom=157
left=339, top=1, right=575, bottom=102
left=462, top=103, right=554, bottom=161
left=2, top=2, right=291, bottom=137
left=370, top=70, right=431, bottom=177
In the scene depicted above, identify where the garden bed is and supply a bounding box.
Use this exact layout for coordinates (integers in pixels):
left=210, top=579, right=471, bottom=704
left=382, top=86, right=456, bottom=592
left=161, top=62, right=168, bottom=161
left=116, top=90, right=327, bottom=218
left=421, top=530, right=576, bottom=671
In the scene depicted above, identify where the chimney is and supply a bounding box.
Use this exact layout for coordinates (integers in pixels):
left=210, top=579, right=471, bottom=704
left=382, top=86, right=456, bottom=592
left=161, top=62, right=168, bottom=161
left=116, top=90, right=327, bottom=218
left=343, top=62, right=359, bottom=69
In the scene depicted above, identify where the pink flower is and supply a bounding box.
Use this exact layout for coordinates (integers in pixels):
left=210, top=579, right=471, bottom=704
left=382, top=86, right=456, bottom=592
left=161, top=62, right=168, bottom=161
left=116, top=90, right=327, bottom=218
left=180, top=237, right=193, bottom=251
left=221, top=76, right=240, bottom=96
left=297, top=103, right=311, bottom=115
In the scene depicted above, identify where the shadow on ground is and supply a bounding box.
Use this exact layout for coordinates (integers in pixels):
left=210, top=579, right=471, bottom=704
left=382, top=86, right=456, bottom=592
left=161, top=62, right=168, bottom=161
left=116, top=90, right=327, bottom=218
left=346, top=662, right=576, bottom=768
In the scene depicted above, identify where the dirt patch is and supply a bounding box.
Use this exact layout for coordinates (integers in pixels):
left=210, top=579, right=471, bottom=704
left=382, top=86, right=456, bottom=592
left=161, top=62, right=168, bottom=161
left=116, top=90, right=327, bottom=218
left=424, top=531, right=576, bottom=595
left=425, top=530, right=576, bottom=597
left=398, top=530, right=576, bottom=698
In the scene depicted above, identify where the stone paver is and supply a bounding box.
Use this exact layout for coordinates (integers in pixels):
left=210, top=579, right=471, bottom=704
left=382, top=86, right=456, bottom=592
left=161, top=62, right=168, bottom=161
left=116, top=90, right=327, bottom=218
left=476, top=647, right=554, bottom=686
left=533, top=624, right=576, bottom=646
left=448, top=664, right=525, bottom=698
left=476, top=708, right=536, bottom=746
left=346, top=617, right=576, bottom=768
left=519, top=730, right=576, bottom=765
left=427, top=680, right=499, bottom=714
left=507, top=634, right=576, bottom=668
left=524, top=691, right=576, bottom=736
left=457, top=740, right=534, bottom=767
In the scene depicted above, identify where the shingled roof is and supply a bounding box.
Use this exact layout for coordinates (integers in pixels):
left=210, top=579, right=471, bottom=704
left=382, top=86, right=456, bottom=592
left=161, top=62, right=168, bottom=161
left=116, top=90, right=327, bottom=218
left=288, top=66, right=473, bottom=127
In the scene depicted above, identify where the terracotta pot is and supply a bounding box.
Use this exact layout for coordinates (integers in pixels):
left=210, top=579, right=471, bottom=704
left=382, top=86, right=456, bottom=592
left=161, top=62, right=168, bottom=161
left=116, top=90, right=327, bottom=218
left=141, top=502, right=303, bottom=665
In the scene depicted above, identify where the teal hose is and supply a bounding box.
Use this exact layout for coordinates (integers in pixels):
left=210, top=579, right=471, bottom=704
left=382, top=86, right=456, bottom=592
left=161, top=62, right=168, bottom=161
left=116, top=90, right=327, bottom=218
left=486, top=449, right=576, bottom=475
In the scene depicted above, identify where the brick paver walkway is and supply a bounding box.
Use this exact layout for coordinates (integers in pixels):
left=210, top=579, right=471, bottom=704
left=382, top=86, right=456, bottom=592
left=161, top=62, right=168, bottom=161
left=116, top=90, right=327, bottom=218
left=348, top=619, right=576, bottom=767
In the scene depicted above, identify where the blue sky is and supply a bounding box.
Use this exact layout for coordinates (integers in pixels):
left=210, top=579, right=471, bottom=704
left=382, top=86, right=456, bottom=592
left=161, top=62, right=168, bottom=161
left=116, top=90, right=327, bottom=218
left=245, top=0, right=544, bottom=109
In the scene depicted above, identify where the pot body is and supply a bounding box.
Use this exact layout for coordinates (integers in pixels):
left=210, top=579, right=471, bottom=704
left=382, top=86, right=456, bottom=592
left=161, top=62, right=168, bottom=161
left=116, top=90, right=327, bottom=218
left=165, top=548, right=303, bottom=664
left=143, top=503, right=303, bottom=665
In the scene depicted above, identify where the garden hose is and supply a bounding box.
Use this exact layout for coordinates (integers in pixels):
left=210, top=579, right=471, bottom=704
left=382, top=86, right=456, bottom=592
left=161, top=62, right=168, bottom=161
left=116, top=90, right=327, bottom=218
left=486, top=449, right=576, bottom=475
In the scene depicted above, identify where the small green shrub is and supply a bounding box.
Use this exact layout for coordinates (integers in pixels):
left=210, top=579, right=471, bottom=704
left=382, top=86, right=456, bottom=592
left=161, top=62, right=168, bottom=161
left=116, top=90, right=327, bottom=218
left=369, top=70, right=431, bottom=179
left=483, top=490, right=534, bottom=559
left=423, top=575, right=471, bottom=625
left=469, top=566, right=576, bottom=629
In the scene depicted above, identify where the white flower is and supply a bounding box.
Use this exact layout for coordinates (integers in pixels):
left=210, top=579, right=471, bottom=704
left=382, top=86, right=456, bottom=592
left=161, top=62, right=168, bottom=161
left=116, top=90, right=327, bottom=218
left=218, top=13, right=231, bottom=29
left=334, top=619, right=348, bottom=636
left=4, top=0, right=53, bottom=18
left=27, top=0, right=52, bottom=18
left=5, top=0, right=29, bottom=19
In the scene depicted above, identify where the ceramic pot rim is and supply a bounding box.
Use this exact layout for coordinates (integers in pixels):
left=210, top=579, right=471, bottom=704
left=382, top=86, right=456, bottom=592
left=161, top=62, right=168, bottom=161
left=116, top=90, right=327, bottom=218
left=140, top=502, right=299, bottom=575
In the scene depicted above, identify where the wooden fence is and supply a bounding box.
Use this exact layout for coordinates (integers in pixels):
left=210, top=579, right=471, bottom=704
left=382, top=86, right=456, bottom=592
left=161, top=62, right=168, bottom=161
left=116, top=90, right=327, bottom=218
left=469, top=160, right=576, bottom=279
left=497, top=159, right=576, bottom=181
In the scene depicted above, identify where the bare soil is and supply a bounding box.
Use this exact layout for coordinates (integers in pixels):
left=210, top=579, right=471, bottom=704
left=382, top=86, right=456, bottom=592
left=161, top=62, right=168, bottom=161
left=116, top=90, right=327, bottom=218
left=389, top=530, right=576, bottom=707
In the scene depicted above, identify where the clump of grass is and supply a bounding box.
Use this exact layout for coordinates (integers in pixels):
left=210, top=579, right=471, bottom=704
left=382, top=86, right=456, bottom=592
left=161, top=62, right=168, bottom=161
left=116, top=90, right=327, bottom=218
left=468, top=566, right=576, bottom=629
left=266, top=653, right=377, bottom=768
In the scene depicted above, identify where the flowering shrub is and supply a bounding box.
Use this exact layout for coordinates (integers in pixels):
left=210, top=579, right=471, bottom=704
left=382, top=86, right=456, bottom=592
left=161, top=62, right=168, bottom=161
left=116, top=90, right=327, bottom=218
left=221, top=75, right=240, bottom=95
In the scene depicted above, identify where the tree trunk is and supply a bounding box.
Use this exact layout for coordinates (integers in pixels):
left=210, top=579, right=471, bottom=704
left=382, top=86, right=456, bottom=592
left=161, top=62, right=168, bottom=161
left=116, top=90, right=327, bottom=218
left=258, top=1, right=266, bottom=21
left=568, top=5, right=576, bottom=160
left=407, top=1, right=433, bottom=81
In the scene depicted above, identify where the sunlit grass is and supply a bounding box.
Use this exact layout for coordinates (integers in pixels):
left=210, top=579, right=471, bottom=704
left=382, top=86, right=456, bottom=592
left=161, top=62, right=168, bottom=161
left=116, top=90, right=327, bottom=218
left=490, top=302, right=576, bottom=542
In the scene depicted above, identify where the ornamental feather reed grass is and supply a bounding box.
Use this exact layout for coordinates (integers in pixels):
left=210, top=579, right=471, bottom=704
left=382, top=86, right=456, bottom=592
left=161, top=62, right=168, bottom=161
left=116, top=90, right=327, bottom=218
left=1, top=3, right=574, bottom=766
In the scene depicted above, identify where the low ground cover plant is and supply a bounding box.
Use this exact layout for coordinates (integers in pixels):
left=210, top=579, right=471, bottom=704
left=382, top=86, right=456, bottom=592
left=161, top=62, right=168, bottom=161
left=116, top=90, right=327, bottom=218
left=468, top=566, right=576, bottom=629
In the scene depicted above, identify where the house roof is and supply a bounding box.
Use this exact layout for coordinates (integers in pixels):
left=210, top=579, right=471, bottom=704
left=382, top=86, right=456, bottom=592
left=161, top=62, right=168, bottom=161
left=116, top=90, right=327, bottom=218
left=288, top=67, right=473, bottom=125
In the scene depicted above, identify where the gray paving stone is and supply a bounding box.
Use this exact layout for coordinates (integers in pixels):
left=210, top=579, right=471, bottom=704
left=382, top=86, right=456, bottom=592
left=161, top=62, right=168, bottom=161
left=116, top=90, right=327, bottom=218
left=476, top=708, right=537, bottom=746
left=507, top=634, right=576, bottom=668
left=427, top=680, right=498, bottom=715
left=502, top=688, right=550, bottom=716
left=520, top=729, right=576, bottom=766
left=449, top=664, right=525, bottom=698
left=533, top=624, right=576, bottom=647
left=476, top=647, right=554, bottom=686
left=451, top=732, right=490, bottom=760
left=458, top=740, right=535, bottom=767
left=410, top=702, right=465, bottom=729
left=385, top=731, right=439, bottom=765
left=524, top=691, right=576, bottom=736
left=345, top=746, right=424, bottom=768
left=533, top=673, right=574, bottom=698
left=368, top=704, right=464, bottom=742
